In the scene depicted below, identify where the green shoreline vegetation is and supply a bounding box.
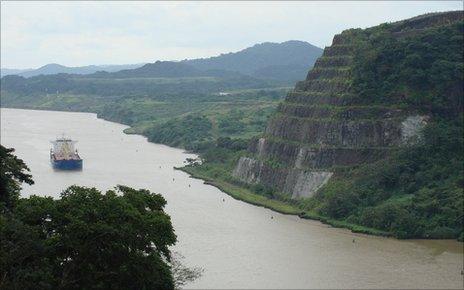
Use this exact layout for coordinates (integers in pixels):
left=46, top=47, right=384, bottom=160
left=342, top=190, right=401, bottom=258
left=176, top=165, right=391, bottom=237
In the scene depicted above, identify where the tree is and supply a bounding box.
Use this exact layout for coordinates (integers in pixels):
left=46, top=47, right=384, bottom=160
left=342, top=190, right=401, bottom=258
left=1, top=186, right=179, bottom=289
left=1, top=147, right=201, bottom=289
left=0, top=145, right=34, bottom=211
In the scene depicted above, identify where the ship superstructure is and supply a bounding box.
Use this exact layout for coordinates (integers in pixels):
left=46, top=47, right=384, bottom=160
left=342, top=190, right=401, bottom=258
left=50, top=137, right=83, bottom=170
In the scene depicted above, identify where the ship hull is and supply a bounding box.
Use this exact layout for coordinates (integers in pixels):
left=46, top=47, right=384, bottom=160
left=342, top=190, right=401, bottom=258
left=51, top=159, right=83, bottom=170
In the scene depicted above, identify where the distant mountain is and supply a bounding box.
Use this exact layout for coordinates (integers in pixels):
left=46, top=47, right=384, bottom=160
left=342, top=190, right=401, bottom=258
left=98, top=61, right=204, bottom=78
left=91, top=60, right=249, bottom=79
left=184, top=40, right=323, bottom=81
left=2, top=63, right=145, bottom=78
left=1, top=68, right=34, bottom=77
left=2, top=40, right=322, bottom=82
left=93, top=40, right=323, bottom=81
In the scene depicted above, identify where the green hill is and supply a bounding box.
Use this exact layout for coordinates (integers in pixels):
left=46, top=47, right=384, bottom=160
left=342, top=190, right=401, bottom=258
left=197, top=11, right=464, bottom=240
left=184, top=40, right=323, bottom=81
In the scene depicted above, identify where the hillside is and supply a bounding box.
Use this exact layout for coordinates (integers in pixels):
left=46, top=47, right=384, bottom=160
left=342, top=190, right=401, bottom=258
left=188, top=11, right=463, bottom=240
left=92, top=61, right=246, bottom=79
left=184, top=40, right=323, bottom=81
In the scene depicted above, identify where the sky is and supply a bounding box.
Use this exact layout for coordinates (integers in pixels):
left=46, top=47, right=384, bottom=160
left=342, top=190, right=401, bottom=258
left=1, top=1, right=462, bottom=69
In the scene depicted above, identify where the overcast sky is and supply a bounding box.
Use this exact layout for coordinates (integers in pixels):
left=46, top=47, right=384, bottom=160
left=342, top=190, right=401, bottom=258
left=1, top=1, right=462, bottom=69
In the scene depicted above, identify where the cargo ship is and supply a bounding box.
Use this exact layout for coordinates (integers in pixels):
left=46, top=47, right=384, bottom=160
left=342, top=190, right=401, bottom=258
left=50, top=137, right=83, bottom=170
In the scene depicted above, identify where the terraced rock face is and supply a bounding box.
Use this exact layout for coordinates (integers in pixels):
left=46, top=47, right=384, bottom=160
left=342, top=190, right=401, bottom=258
left=233, top=11, right=462, bottom=198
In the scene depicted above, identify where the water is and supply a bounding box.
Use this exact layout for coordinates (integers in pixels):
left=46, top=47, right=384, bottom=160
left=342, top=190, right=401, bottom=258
left=1, top=108, right=463, bottom=289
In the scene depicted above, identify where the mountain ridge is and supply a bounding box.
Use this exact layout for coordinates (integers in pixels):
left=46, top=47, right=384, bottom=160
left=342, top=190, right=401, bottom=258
left=184, top=40, right=322, bottom=81
left=2, top=40, right=323, bottom=82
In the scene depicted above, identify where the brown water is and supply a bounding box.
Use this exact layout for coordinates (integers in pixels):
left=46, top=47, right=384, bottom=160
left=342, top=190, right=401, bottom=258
left=1, top=108, right=463, bottom=289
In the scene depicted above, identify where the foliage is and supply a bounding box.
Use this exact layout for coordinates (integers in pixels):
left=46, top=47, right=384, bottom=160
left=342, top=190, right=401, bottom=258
left=313, top=118, right=463, bottom=239
left=0, top=145, right=34, bottom=211
left=309, top=19, right=464, bottom=239
left=0, top=73, right=284, bottom=99
left=0, top=148, right=200, bottom=289
left=1, top=185, right=177, bottom=289
left=216, top=137, right=249, bottom=151
left=352, top=20, right=463, bottom=115
left=217, top=109, right=245, bottom=134
left=145, top=114, right=213, bottom=149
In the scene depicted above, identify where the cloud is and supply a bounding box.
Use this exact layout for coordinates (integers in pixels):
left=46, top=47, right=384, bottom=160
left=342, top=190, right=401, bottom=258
left=1, top=1, right=462, bottom=68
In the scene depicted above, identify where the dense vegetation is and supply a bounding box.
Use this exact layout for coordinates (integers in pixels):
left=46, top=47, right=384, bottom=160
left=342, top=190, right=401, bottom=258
left=146, top=114, right=213, bottom=148
left=0, top=146, right=199, bottom=289
left=304, top=18, right=464, bottom=239
left=352, top=20, right=463, bottom=114
left=312, top=119, right=463, bottom=239
left=0, top=73, right=282, bottom=97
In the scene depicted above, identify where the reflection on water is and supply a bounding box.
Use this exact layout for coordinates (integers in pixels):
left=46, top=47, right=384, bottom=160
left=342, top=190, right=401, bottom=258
left=1, top=108, right=463, bottom=289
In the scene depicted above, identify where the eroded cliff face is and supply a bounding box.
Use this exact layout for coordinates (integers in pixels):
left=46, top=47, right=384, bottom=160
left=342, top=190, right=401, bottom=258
left=233, top=11, right=462, bottom=199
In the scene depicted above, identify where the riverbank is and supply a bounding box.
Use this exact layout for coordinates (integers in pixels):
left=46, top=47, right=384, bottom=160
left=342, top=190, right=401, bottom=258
left=3, top=107, right=459, bottom=241
left=177, top=165, right=392, bottom=238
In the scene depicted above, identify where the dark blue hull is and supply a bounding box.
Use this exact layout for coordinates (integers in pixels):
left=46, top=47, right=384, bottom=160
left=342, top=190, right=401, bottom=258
left=51, top=159, right=83, bottom=170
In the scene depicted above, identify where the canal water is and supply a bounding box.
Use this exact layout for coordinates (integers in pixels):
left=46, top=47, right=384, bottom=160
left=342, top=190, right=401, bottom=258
left=1, top=108, right=463, bottom=289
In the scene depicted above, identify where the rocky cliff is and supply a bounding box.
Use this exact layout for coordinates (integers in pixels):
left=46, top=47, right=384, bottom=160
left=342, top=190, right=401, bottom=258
left=233, top=11, right=463, bottom=199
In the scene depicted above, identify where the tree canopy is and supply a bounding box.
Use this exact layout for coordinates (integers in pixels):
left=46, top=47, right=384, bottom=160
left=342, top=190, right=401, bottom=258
left=0, top=145, right=34, bottom=211
left=0, top=145, right=200, bottom=289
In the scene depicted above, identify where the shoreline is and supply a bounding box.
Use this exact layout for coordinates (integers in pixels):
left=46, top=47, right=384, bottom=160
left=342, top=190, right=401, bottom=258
left=176, top=166, right=393, bottom=238
left=3, top=107, right=461, bottom=242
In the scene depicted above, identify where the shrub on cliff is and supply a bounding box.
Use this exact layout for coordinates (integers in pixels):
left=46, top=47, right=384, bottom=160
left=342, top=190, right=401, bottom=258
left=352, top=20, right=463, bottom=115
